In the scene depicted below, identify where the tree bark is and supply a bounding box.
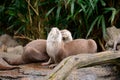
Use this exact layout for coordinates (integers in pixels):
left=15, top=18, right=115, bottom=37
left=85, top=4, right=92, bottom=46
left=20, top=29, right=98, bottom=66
left=46, top=51, right=120, bottom=80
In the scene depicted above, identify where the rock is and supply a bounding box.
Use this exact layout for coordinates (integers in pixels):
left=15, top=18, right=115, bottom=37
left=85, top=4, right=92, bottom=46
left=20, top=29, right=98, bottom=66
left=66, top=64, right=120, bottom=80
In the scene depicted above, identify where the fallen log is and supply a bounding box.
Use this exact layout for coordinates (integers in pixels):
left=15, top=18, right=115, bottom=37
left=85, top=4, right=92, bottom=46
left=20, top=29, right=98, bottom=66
left=46, top=50, right=120, bottom=80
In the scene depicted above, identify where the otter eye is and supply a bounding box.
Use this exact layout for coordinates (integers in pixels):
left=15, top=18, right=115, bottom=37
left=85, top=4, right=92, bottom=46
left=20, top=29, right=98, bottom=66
left=62, top=37, right=66, bottom=40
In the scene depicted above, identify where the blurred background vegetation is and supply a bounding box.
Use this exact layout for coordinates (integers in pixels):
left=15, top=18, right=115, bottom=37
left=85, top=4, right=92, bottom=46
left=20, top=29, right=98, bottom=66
left=0, top=0, right=120, bottom=48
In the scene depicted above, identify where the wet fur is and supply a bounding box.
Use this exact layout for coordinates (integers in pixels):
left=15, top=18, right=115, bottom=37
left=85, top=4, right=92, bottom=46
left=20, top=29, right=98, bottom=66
left=0, top=34, right=19, bottom=52
left=4, top=29, right=73, bottom=65
left=46, top=28, right=97, bottom=64
left=4, top=39, right=49, bottom=65
left=0, top=34, right=18, bottom=47
left=61, top=29, right=73, bottom=43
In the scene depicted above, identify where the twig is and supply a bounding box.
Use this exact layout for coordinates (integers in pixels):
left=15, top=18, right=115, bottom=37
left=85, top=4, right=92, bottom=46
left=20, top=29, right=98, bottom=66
left=14, top=35, right=33, bottom=41
left=25, top=0, right=39, bottom=16
left=27, top=0, right=32, bottom=25
left=98, top=39, right=106, bottom=51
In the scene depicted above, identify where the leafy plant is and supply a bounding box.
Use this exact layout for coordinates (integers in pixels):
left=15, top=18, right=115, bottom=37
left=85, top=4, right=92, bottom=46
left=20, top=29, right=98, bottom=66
left=0, top=0, right=120, bottom=41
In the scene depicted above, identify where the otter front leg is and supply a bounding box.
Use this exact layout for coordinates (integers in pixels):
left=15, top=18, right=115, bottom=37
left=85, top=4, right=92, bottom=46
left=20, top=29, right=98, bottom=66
left=41, top=58, right=53, bottom=66
left=113, top=41, right=117, bottom=51
left=49, top=63, right=58, bottom=68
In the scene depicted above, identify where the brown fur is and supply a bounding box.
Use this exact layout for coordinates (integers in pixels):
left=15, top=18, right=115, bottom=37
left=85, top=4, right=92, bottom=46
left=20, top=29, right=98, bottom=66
left=0, top=46, right=23, bottom=70
left=0, top=34, right=19, bottom=52
left=4, top=39, right=49, bottom=65
left=3, top=29, right=73, bottom=65
left=0, top=58, right=19, bottom=70
left=0, top=52, right=20, bottom=70
left=0, top=44, right=7, bottom=52
left=0, top=34, right=18, bottom=47
left=105, top=26, right=120, bottom=50
left=22, top=39, right=49, bottom=63
left=46, top=28, right=97, bottom=65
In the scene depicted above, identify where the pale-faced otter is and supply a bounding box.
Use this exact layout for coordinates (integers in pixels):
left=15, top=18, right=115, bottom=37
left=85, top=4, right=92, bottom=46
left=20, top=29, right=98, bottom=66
left=43, top=28, right=97, bottom=66
left=3, top=29, right=73, bottom=65
left=60, top=29, right=73, bottom=43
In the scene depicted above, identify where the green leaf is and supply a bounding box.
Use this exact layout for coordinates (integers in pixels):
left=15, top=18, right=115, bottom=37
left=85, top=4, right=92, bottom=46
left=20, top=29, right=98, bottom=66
left=8, top=10, right=16, bottom=16
left=56, top=4, right=62, bottom=23
left=109, top=8, right=117, bottom=24
left=71, top=0, right=75, bottom=16
left=45, top=7, right=55, bottom=18
left=65, top=0, right=71, bottom=8
left=101, top=15, right=106, bottom=38
left=100, top=0, right=106, bottom=6
left=67, top=15, right=72, bottom=20
left=79, top=3, right=86, bottom=13
left=96, top=15, right=102, bottom=28
left=89, top=0, right=94, bottom=9
left=73, top=9, right=82, bottom=19
left=103, top=7, right=115, bottom=13
left=86, top=7, right=93, bottom=19
left=8, top=16, right=14, bottom=22
left=104, top=7, right=117, bottom=25
left=86, top=16, right=99, bottom=38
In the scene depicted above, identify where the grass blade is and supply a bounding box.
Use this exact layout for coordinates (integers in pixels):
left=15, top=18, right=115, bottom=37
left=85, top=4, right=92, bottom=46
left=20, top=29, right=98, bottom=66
left=86, top=16, right=99, bottom=38
left=45, top=7, right=55, bottom=17
left=71, top=0, right=75, bottom=16
left=101, top=15, right=106, bottom=38
left=56, top=4, right=62, bottom=24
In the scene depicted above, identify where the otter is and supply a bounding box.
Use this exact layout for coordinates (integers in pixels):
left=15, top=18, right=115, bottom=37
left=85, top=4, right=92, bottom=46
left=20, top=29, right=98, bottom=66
left=0, top=34, right=19, bottom=52
left=105, top=26, right=120, bottom=50
left=60, top=29, right=73, bottom=43
left=0, top=34, right=18, bottom=47
left=43, top=28, right=97, bottom=66
left=0, top=43, right=7, bottom=52
left=3, top=29, right=73, bottom=65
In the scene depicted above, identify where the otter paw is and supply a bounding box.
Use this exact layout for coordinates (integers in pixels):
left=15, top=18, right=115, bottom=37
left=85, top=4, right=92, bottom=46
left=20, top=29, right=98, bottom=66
left=49, top=64, right=57, bottom=68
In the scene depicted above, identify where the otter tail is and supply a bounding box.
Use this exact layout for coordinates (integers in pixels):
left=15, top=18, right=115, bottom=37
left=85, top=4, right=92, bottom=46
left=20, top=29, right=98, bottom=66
left=0, top=58, right=19, bottom=70
left=3, top=55, right=25, bottom=65
left=88, top=39, right=97, bottom=53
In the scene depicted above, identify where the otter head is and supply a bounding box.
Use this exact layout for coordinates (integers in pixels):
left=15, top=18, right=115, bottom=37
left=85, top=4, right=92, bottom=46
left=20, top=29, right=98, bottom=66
left=47, top=27, right=62, bottom=42
left=61, top=29, right=73, bottom=42
left=0, top=34, right=11, bottom=44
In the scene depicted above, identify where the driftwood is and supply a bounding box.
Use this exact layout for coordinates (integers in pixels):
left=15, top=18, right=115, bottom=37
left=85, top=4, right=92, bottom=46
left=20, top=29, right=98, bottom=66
left=46, top=51, right=120, bottom=80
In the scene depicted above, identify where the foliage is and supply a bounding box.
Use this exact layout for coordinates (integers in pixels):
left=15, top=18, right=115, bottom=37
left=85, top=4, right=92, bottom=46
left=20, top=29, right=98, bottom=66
left=0, top=0, right=120, bottom=40
left=44, top=0, right=120, bottom=38
left=0, top=0, right=46, bottom=39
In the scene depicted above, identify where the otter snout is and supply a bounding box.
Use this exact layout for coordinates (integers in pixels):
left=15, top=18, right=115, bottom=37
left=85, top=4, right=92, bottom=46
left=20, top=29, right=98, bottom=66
left=50, top=27, right=61, bottom=35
